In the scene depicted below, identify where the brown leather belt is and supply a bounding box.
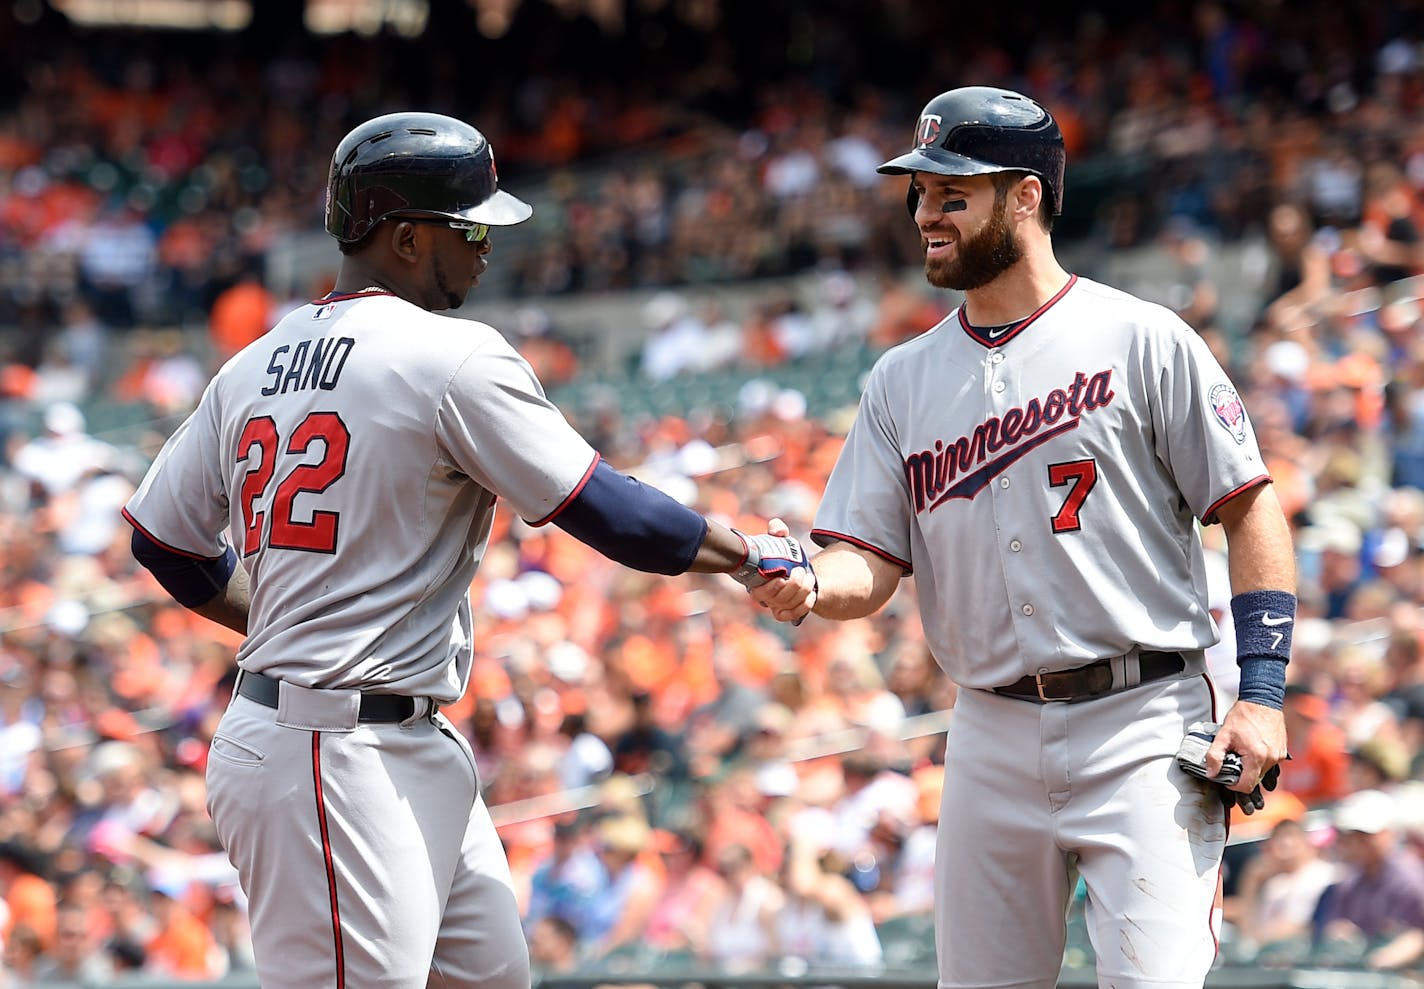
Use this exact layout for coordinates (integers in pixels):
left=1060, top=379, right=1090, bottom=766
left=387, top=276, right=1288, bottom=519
left=993, top=651, right=1186, bottom=704
left=236, top=670, right=417, bottom=723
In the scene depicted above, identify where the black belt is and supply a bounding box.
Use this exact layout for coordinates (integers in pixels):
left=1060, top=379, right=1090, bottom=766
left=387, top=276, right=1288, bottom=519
left=993, top=651, right=1186, bottom=704
left=236, top=671, right=418, bottom=723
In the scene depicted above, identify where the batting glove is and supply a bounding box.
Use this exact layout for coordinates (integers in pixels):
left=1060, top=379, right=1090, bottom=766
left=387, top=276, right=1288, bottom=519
left=1224, top=763, right=1281, bottom=816
left=729, top=529, right=813, bottom=589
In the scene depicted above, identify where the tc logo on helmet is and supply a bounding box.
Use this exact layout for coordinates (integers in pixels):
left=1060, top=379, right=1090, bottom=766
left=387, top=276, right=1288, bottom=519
left=916, top=114, right=943, bottom=147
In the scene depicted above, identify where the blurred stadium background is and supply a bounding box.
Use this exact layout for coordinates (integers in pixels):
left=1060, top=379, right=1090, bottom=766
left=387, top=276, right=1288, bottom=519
left=4, top=0, right=1424, bottom=985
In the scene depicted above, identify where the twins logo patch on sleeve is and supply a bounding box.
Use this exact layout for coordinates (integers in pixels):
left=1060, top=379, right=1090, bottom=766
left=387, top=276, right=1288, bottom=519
left=1209, top=383, right=1248, bottom=444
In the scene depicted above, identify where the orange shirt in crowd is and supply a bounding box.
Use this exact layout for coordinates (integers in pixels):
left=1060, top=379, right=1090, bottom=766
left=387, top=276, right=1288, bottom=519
left=209, top=280, right=275, bottom=358
left=1276, top=720, right=1352, bottom=806
left=145, top=903, right=220, bottom=978
left=5, top=873, right=56, bottom=950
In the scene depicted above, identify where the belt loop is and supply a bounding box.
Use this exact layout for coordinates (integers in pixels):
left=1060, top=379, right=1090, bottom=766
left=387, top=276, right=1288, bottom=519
left=1113, top=653, right=1141, bottom=690
left=1126, top=648, right=1143, bottom=688
left=402, top=697, right=434, bottom=728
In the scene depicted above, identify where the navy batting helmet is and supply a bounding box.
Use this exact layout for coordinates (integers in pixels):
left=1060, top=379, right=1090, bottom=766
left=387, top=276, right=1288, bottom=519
left=325, top=112, right=532, bottom=243
left=879, top=87, right=1065, bottom=215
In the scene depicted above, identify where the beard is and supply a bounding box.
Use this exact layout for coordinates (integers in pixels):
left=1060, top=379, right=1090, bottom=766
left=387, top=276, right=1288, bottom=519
left=430, top=254, right=470, bottom=311
left=924, top=195, right=1024, bottom=291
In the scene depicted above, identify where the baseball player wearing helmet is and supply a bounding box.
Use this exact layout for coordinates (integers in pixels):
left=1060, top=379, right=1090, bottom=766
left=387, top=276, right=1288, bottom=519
left=751, top=87, right=1295, bottom=989
left=122, top=111, right=810, bottom=989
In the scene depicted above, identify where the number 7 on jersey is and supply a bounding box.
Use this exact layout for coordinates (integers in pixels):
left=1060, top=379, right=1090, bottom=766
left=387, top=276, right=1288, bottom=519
left=1048, top=458, right=1097, bottom=534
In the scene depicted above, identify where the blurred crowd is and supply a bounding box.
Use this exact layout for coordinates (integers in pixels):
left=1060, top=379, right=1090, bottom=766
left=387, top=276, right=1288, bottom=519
left=5, top=2, right=1424, bottom=346
left=4, top=0, right=1424, bottom=984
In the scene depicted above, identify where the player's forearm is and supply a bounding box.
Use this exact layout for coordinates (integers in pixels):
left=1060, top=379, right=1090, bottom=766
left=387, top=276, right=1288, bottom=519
left=1217, top=484, right=1296, bottom=594
left=192, top=561, right=251, bottom=635
left=1218, top=483, right=1296, bottom=715
left=552, top=460, right=768, bottom=575
left=809, top=545, right=899, bottom=620
left=688, top=519, right=757, bottom=572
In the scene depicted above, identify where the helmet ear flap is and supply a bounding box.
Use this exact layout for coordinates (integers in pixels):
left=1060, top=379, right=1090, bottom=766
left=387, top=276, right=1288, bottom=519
left=905, top=180, right=919, bottom=219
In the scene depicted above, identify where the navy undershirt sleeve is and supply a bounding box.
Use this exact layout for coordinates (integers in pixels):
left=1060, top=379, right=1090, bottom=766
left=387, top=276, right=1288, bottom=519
left=130, top=528, right=238, bottom=608
left=553, top=460, right=707, bottom=575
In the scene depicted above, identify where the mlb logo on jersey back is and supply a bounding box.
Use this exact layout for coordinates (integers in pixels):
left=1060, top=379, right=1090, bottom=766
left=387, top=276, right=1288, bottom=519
left=314, top=303, right=338, bottom=320
left=1209, top=382, right=1248, bottom=444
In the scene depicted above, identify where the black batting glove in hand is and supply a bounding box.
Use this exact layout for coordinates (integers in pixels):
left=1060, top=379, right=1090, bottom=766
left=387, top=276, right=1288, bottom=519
left=729, top=530, right=812, bottom=588
left=1223, top=762, right=1280, bottom=816
left=1177, top=721, right=1282, bottom=816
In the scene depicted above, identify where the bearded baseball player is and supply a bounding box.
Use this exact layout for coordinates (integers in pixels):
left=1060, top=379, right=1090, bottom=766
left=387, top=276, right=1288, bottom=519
left=751, top=87, right=1295, bottom=988
left=122, top=111, right=810, bottom=989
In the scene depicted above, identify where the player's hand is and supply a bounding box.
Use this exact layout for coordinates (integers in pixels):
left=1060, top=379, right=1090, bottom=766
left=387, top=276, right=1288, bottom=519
left=1207, top=700, right=1288, bottom=807
left=730, top=523, right=812, bottom=586
left=744, top=518, right=817, bottom=624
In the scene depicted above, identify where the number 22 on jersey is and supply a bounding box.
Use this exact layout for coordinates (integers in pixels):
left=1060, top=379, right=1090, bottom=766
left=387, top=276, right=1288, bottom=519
left=237, top=412, right=350, bottom=555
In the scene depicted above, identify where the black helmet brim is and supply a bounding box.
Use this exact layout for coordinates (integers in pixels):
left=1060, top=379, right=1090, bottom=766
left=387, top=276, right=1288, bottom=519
left=877, top=146, right=1029, bottom=178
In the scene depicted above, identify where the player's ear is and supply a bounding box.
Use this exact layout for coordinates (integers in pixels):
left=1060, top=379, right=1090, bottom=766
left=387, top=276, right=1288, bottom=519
left=389, top=220, right=422, bottom=264
left=1013, top=175, right=1043, bottom=222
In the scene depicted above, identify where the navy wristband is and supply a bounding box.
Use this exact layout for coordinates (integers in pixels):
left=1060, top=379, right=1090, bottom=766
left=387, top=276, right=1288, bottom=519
left=1231, top=590, right=1295, bottom=709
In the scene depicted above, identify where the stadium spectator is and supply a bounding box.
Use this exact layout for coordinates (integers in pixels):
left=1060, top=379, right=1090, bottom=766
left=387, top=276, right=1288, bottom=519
left=639, top=293, right=714, bottom=382
left=527, top=915, right=580, bottom=978
left=1330, top=644, right=1405, bottom=748
left=30, top=899, right=113, bottom=984
left=1279, top=684, right=1354, bottom=806
left=582, top=815, right=663, bottom=959
left=522, top=815, right=607, bottom=941
left=11, top=402, right=116, bottom=504
left=702, top=842, right=782, bottom=974
left=142, top=874, right=221, bottom=980
left=0, top=842, right=54, bottom=954
left=876, top=769, right=941, bottom=921
left=1348, top=736, right=1412, bottom=793
left=1318, top=788, right=1424, bottom=969
left=1225, top=818, right=1338, bottom=951
left=776, top=829, right=883, bottom=970
left=641, top=828, right=725, bottom=956
left=826, top=749, right=917, bottom=861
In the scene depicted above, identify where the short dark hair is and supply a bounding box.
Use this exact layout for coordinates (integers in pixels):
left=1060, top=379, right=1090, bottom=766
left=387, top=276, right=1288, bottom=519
left=338, top=233, right=372, bottom=256
left=541, top=915, right=577, bottom=943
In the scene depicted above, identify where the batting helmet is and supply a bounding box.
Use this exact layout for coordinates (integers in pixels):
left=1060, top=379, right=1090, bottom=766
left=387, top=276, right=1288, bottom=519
left=325, top=112, right=532, bottom=243
left=878, top=87, right=1065, bottom=215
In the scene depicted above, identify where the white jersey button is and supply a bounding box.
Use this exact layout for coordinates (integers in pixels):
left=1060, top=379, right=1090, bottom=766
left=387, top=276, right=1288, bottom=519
left=990, top=352, right=1005, bottom=364
left=993, top=381, right=1006, bottom=393
left=1010, top=539, right=1022, bottom=552
left=1000, top=477, right=1010, bottom=488
left=1022, top=604, right=1035, bottom=616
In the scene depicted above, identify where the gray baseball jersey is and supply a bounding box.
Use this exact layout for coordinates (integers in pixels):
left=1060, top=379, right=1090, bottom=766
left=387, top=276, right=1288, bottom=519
left=124, top=290, right=598, bottom=702
left=125, top=288, right=598, bottom=989
left=811, top=275, right=1269, bottom=690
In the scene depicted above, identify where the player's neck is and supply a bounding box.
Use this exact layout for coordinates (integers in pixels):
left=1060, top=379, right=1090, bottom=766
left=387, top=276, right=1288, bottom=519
left=332, top=260, right=403, bottom=302
left=962, top=252, right=1071, bottom=327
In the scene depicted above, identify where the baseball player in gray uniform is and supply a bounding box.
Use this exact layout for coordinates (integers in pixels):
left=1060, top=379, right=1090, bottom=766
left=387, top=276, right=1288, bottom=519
left=122, top=112, right=810, bottom=989
left=751, top=87, right=1295, bottom=989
